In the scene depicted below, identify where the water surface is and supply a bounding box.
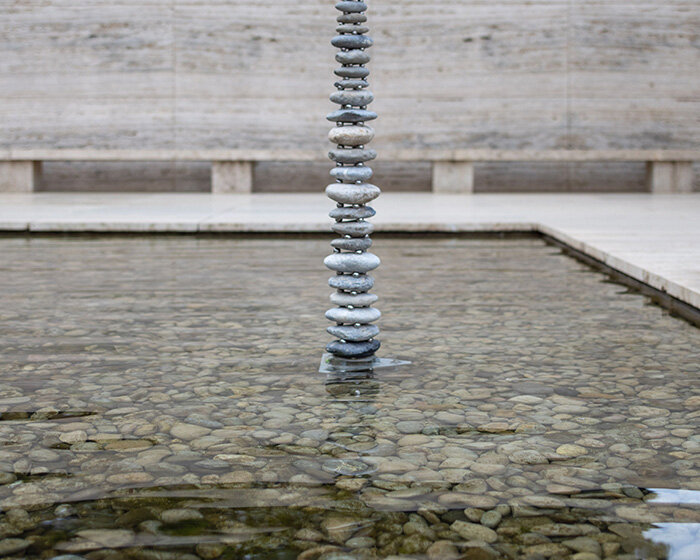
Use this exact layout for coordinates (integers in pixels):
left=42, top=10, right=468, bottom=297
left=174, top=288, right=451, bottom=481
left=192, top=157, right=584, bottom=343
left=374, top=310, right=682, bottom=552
left=0, top=236, right=698, bottom=559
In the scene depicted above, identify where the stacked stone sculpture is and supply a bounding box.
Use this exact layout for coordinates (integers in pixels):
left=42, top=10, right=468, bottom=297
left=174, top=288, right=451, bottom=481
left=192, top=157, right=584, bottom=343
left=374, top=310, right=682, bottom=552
left=323, top=0, right=381, bottom=360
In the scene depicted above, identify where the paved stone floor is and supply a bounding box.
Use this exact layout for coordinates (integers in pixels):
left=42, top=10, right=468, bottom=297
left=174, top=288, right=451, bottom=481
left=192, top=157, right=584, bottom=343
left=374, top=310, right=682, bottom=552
left=0, top=193, right=698, bottom=310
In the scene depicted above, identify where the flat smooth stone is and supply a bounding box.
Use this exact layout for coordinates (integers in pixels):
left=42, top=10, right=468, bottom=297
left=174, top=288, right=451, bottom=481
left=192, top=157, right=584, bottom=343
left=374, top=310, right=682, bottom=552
left=334, top=66, right=370, bottom=79
left=328, top=148, right=377, bottom=164
left=335, top=51, right=371, bottom=65
left=326, top=182, right=380, bottom=204
left=331, top=35, right=373, bottom=49
left=327, top=108, right=377, bottom=123
left=330, top=292, right=379, bottom=307
left=328, top=126, right=374, bottom=146
left=335, top=1, right=367, bottom=14
left=331, top=237, right=373, bottom=251
left=332, top=220, right=374, bottom=237
left=328, top=274, right=374, bottom=291
left=330, top=166, right=373, bottom=182
left=324, top=252, right=380, bottom=273
left=337, top=13, right=367, bottom=24
left=327, top=339, right=381, bottom=359
left=329, top=205, right=376, bottom=220
left=326, top=306, right=381, bottom=324
left=335, top=79, right=370, bottom=91
left=327, top=324, right=380, bottom=342
left=336, top=24, right=370, bottom=34
left=330, top=89, right=374, bottom=106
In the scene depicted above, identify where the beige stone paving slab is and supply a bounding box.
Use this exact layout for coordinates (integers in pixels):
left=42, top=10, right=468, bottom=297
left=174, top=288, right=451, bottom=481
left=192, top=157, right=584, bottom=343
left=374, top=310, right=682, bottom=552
left=0, top=193, right=697, bottom=310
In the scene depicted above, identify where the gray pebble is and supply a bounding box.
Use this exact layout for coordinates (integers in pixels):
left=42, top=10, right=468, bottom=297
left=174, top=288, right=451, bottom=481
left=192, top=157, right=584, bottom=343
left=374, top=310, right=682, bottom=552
left=330, top=166, right=373, bottom=182
left=334, top=66, right=370, bottom=79
left=334, top=78, right=369, bottom=89
left=325, top=306, right=381, bottom=324
left=331, top=236, right=373, bottom=251
left=336, top=24, right=370, bottom=34
left=328, top=125, right=374, bottom=146
left=329, top=205, right=376, bottom=220
left=328, top=273, right=374, bottom=292
left=322, top=458, right=374, bottom=476
left=326, top=182, right=380, bottom=204
left=327, top=108, right=376, bottom=123
left=328, top=148, right=377, bottom=164
left=327, top=324, right=380, bottom=342
left=335, top=1, right=367, bottom=14
left=329, top=291, right=378, bottom=307
left=331, top=220, right=374, bottom=236
left=337, top=13, right=367, bottom=24
left=332, top=35, right=373, bottom=50
left=324, top=252, right=380, bottom=273
left=334, top=52, right=372, bottom=68
left=396, top=421, right=423, bottom=434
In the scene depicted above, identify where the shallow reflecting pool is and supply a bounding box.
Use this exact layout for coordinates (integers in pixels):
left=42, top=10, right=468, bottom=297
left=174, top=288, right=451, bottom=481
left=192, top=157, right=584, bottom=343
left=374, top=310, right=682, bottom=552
left=0, top=235, right=698, bottom=559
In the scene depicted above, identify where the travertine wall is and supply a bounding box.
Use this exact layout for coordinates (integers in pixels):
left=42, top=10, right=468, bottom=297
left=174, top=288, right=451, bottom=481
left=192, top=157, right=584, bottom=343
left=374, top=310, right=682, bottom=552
left=1, top=1, right=698, bottom=191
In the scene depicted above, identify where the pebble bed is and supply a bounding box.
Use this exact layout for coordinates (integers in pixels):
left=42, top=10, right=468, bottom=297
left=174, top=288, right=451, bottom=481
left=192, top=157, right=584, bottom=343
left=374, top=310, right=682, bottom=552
left=0, top=235, right=698, bottom=560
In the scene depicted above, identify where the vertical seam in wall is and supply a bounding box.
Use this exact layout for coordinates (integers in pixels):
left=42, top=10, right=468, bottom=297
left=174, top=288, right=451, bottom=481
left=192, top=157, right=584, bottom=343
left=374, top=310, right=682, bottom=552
left=566, top=0, right=573, bottom=190
left=171, top=0, right=178, bottom=190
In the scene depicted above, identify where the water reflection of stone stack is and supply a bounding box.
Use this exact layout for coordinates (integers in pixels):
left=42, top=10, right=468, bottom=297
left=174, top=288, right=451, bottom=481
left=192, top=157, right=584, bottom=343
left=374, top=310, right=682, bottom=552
left=324, top=1, right=381, bottom=360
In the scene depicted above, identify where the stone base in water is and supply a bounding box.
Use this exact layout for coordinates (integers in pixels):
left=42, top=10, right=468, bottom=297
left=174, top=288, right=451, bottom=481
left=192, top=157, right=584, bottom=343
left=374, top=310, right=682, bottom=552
left=319, top=352, right=411, bottom=375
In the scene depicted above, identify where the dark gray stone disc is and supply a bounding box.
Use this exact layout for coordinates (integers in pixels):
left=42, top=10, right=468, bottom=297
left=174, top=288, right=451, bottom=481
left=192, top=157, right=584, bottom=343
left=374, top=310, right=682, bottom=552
left=334, top=79, right=369, bottom=89
left=335, top=51, right=371, bottom=65
left=334, top=66, right=370, bottom=79
left=330, top=237, right=373, bottom=251
left=337, top=13, right=367, bottom=24
left=329, top=205, right=376, bottom=220
left=332, top=220, right=374, bottom=237
left=326, top=108, right=377, bottom=123
left=336, top=24, right=370, bottom=34
left=326, top=339, right=381, bottom=359
left=328, top=148, right=376, bottom=164
left=330, top=89, right=374, bottom=106
left=331, top=35, right=373, bottom=49
left=335, top=1, right=367, bottom=14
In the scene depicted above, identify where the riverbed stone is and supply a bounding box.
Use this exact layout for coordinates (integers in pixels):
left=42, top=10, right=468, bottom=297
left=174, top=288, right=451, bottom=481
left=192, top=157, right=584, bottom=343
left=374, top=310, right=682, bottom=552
left=170, top=423, right=211, bottom=441
left=556, top=444, right=588, bottom=457
left=451, top=521, right=498, bottom=543
left=327, top=324, right=379, bottom=342
left=160, top=508, right=203, bottom=524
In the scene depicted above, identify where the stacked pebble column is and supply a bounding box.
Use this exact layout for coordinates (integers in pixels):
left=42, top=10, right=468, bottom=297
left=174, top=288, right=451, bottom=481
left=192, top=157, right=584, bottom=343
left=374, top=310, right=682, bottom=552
left=323, top=0, right=381, bottom=360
